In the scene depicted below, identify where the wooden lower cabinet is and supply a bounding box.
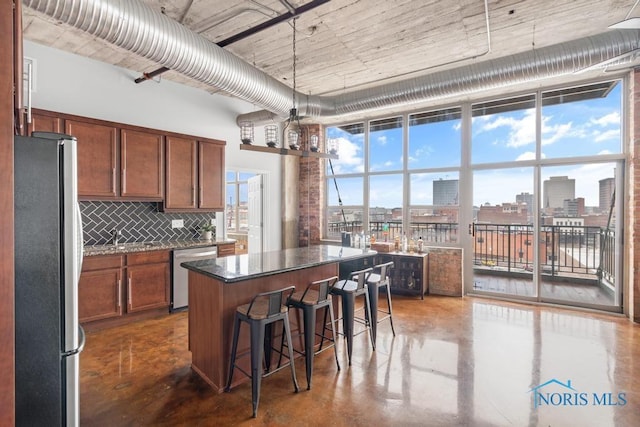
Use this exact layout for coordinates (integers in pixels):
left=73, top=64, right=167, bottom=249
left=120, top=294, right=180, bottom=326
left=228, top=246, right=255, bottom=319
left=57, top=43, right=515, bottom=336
left=126, top=251, right=170, bottom=313
left=79, top=251, right=170, bottom=325
left=79, top=255, right=124, bottom=323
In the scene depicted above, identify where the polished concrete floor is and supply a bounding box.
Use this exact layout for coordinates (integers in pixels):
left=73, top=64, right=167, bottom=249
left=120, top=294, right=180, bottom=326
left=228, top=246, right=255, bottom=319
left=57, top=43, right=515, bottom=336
left=80, top=295, right=640, bottom=426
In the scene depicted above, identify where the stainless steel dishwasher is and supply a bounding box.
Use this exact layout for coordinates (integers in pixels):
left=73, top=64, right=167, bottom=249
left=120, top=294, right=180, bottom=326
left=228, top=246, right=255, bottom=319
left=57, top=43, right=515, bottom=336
left=172, top=246, right=217, bottom=312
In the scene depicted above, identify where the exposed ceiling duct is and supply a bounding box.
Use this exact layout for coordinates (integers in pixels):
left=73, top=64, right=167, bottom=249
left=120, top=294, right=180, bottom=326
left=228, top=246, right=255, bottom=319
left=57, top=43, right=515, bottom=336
left=24, top=0, right=640, bottom=126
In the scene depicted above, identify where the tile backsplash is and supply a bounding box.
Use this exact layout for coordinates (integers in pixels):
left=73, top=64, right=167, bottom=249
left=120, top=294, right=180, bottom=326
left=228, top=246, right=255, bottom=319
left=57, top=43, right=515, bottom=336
left=80, top=201, right=215, bottom=245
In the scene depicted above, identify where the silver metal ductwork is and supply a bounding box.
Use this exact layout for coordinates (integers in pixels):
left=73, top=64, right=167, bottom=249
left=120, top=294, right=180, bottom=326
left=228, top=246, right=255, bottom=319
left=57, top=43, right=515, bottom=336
left=24, top=0, right=640, bottom=125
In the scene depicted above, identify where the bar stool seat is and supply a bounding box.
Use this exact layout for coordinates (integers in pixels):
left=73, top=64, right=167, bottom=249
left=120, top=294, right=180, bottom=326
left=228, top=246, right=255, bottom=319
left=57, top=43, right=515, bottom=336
left=285, top=276, right=341, bottom=389
left=330, top=267, right=375, bottom=365
left=366, top=261, right=396, bottom=342
left=225, top=286, right=299, bottom=418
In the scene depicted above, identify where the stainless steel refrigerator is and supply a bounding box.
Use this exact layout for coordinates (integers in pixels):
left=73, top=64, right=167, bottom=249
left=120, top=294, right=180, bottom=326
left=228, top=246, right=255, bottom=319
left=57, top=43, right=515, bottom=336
left=14, top=132, right=85, bottom=426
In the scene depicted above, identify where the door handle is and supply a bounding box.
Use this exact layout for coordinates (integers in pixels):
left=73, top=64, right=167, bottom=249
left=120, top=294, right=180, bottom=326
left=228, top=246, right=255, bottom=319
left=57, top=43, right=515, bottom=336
left=128, top=276, right=132, bottom=306
left=117, top=279, right=121, bottom=308
left=468, top=224, right=475, bottom=237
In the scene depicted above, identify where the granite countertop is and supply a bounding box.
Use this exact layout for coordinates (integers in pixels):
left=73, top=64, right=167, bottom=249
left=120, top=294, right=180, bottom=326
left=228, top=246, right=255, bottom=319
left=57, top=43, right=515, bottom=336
left=181, top=245, right=377, bottom=283
left=83, top=239, right=236, bottom=256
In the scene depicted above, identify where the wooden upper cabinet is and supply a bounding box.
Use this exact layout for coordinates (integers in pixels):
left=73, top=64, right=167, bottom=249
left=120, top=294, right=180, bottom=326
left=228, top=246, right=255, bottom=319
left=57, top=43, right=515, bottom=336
left=199, top=140, right=225, bottom=210
left=66, top=119, right=118, bottom=199
left=28, top=111, right=62, bottom=134
left=120, top=129, right=164, bottom=199
left=165, top=136, right=197, bottom=209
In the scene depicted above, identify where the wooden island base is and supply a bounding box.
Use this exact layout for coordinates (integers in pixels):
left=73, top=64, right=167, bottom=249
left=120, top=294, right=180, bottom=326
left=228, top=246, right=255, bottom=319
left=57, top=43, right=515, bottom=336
left=188, top=263, right=338, bottom=393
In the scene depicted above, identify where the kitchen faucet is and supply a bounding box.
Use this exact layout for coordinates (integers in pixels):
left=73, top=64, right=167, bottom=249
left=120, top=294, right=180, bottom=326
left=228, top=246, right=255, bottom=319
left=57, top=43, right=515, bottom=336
left=111, top=228, right=120, bottom=246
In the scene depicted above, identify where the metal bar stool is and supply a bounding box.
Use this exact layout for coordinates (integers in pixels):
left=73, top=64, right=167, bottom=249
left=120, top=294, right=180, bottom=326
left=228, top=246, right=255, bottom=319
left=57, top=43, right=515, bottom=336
left=285, top=276, right=341, bottom=389
left=225, top=286, right=300, bottom=418
left=366, top=261, right=396, bottom=343
left=330, top=267, right=375, bottom=365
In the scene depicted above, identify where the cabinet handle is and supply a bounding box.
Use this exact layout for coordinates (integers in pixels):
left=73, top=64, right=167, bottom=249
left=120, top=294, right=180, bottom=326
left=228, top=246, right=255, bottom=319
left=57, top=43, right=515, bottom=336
left=128, top=276, right=132, bottom=306
left=112, top=168, right=116, bottom=192
left=192, top=186, right=196, bottom=205
left=117, top=279, right=121, bottom=308
left=199, top=186, right=203, bottom=204
left=122, top=168, right=126, bottom=192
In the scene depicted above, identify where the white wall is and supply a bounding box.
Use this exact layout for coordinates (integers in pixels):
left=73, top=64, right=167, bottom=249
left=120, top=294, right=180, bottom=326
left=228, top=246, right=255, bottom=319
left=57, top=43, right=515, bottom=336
left=24, top=40, right=282, bottom=250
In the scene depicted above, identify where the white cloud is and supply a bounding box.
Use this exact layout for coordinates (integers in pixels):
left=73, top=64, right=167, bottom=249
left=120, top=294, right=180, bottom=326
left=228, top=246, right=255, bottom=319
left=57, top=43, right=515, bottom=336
left=590, top=111, right=620, bottom=127
left=592, top=129, right=620, bottom=143
left=541, top=118, right=572, bottom=146
left=330, top=137, right=363, bottom=174
left=515, top=151, right=536, bottom=161
left=377, top=135, right=388, bottom=145
left=478, top=109, right=536, bottom=148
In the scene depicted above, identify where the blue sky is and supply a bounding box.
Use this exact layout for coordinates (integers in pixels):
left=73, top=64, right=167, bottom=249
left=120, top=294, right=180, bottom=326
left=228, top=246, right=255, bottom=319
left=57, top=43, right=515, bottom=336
left=327, top=81, right=621, bottom=208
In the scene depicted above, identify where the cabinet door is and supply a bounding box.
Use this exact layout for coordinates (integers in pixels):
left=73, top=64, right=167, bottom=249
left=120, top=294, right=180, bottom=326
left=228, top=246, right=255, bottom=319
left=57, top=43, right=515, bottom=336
left=78, top=268, right=123, bottom=323
left=66, top=119, right=118, bottom=198
left=121, top=129, right=164, bottom=199
left=28, top=111, right=62, bottom=134
left=165, top=136, right=197, bottom=209
left=198, top=140, right=224, bottom=210
left=126, top=263, right=170, bottom=313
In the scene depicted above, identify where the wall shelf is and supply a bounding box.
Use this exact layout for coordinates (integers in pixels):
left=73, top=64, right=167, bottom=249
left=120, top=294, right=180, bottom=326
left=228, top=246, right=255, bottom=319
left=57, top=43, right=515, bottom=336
left=240, top=143, right=338, bottom=159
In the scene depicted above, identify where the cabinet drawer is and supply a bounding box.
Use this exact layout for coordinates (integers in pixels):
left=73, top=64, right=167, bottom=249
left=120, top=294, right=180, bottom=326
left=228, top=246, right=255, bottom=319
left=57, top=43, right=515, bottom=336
left=217, top=243, right=235, bottom=257
left=82, top=254, right=124, bottom=271
left=127, top=250, right=170, bottom=265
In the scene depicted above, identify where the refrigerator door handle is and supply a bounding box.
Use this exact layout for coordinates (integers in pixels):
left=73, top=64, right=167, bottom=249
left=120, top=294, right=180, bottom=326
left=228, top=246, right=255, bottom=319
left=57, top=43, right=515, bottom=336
left=76, top=202, right=84, bottom=272
left=62, top=326, right=86, bottom=358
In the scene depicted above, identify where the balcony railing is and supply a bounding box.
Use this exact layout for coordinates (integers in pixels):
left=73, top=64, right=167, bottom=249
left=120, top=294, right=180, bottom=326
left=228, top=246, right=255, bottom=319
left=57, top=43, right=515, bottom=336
left=327, top=220, right=459, bottom=243
left=327, top=221, right=614, bottom=285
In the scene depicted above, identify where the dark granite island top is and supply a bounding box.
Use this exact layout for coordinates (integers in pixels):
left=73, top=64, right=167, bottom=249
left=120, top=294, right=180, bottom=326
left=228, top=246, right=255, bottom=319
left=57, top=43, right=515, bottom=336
left=181, top=245, right=377, bottom=283
left=184, top=244, right=377, bottom=392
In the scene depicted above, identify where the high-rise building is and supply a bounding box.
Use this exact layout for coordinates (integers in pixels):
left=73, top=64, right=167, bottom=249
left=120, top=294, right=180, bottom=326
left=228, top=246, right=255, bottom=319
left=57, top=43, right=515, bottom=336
left=599, top=177, right=615, bottom=212
left=433, top=178, right=458, bottom=206
left=516, top=192, right=534, bottom=209
left=543, top=176, right=575, bottom=209
left=563, top=197, right=585, bottom=217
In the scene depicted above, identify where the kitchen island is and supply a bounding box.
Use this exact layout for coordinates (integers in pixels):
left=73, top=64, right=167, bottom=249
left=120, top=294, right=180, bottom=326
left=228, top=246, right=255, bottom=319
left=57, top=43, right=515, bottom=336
left=181, top=245, right=376, bottom=392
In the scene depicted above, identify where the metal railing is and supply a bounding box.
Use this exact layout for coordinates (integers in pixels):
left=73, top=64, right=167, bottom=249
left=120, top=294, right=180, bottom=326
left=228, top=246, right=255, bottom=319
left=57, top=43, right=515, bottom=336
left=327, top=221, right=615, bottom=284
left=472, top=223, right=613, bottom=284
left=327, top=220, right=459, bottom=243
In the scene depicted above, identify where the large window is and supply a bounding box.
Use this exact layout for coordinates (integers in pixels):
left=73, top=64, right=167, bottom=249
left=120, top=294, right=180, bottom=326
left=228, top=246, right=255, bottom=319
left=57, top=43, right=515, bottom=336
left=409, top=107, right=461, bottom=169
left=325, top=124, right=365, bottom=240
left=325, top=108, right=462, bottom=243
left=226, top=171, right=253, bottom=233
left=468, top=80, right=623, bottom=310
left=471, top=94, right=536, bottom=163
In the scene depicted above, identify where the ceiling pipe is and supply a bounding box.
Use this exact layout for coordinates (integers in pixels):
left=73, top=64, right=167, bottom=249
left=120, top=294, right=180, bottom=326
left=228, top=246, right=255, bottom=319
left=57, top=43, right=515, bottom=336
left=23, top=0, right=640, bottom=126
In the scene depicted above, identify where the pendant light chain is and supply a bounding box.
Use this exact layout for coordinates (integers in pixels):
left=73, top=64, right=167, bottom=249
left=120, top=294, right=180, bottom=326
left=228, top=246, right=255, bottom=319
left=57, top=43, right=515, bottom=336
left=292, top=17, right=297, bottom=109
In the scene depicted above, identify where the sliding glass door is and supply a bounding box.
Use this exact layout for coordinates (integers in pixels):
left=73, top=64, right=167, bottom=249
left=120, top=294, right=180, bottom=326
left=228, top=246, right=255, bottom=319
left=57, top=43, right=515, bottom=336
left=466, top=80, right=624, bottom=312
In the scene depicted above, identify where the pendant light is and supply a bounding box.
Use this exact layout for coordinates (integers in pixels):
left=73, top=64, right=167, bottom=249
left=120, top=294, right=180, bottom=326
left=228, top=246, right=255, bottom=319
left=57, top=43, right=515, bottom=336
left=282, top=17, right=303, bottom=150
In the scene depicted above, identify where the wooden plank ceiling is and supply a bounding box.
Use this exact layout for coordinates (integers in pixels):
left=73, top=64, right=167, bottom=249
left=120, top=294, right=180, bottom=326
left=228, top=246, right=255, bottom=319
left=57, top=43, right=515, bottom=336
left=21, top=0, right=638, bottom=120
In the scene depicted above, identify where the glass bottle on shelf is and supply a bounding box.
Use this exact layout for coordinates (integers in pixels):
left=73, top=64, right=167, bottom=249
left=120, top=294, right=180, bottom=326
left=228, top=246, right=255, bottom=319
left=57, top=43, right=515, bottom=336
left=402, top=233, right=408, bottom=252
left=409, top=236, right=415, bottom=253
left=417, top=236, right=424, bottom=253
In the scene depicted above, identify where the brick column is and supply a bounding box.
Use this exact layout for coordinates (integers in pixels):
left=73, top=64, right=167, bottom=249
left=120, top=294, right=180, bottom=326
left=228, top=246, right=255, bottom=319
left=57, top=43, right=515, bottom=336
left=299, top=124, right=324, bottom=246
